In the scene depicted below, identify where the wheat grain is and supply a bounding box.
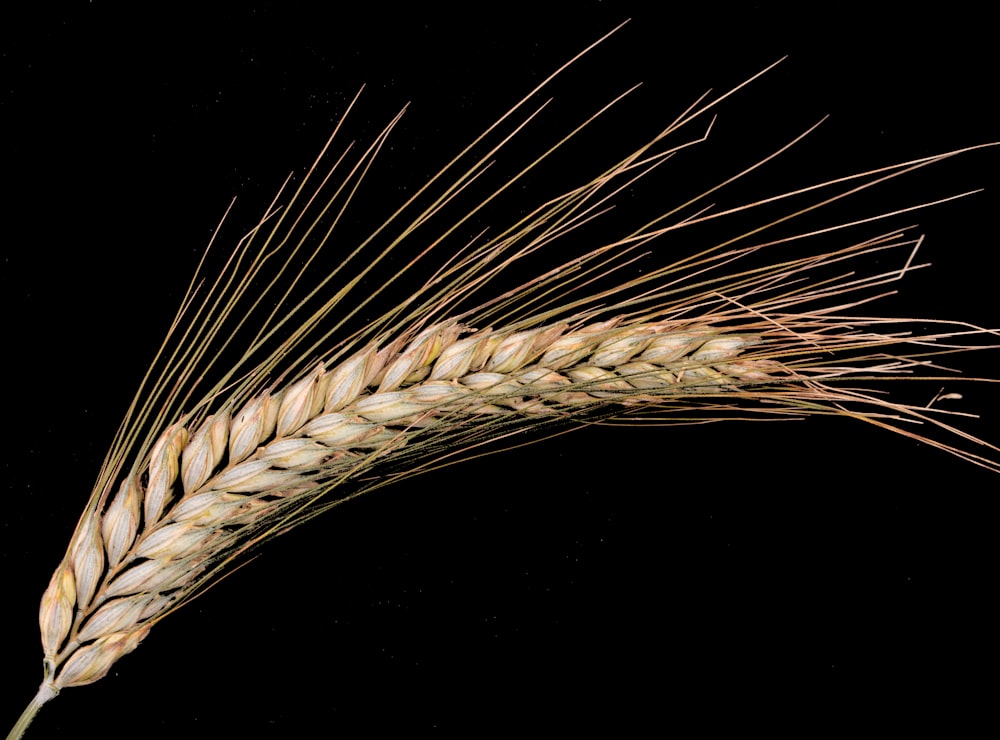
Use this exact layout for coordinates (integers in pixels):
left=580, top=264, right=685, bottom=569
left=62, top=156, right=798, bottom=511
left=6, top=19, right=998, bottom=739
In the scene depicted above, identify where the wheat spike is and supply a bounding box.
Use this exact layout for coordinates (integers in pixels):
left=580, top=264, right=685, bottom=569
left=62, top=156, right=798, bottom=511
left=6, top=17, right=998, bottom=739
left=34, top=321, right=757, bottom=683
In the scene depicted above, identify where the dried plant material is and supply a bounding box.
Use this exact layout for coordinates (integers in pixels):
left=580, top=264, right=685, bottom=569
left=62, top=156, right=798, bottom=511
left=5, top=19, right=998, bottom=739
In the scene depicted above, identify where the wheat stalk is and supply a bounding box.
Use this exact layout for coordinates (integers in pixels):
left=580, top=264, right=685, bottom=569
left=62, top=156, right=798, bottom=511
left=6, top=21, right=998, bottom=738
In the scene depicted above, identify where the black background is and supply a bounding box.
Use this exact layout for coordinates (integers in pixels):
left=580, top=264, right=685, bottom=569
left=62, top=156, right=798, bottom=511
left=3, top=2, right=998, bottom=736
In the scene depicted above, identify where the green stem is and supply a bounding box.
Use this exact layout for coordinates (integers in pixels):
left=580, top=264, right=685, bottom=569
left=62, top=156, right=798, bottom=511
left=6, top=684, right=57, bottom=740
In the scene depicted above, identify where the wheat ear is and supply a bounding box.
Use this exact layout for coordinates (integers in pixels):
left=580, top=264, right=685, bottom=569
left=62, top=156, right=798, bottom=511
left=7, top=25, right=999, bottom=739
left=28, top=307, right=1000, bottom=711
